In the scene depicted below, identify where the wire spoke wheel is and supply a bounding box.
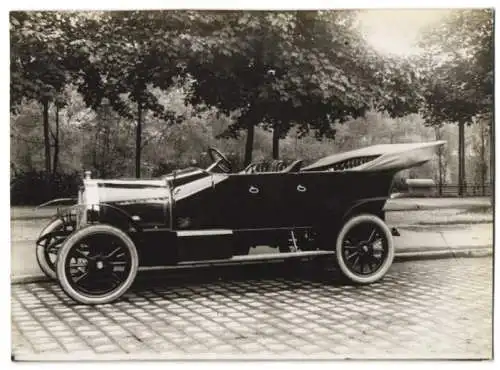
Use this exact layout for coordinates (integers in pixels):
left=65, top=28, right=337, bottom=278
left=341, top=223, right=387, bottom=275
left=57, top=225, right=138, bottom=305
left=335, top=214, right=394, bottom=284
left=65, top=234, right=132, bottom=296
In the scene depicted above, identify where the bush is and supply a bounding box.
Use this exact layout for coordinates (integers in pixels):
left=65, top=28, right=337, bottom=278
left=151, top=162, right=180, bottom=177
left=10, top=171, right=82, bottom=206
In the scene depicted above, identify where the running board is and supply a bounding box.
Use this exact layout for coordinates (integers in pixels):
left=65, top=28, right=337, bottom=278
left=139, top=250, right=335, bottom=271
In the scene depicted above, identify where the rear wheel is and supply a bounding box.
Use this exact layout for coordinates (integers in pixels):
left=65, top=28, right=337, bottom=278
left=335, top=214, right=394, bottom=284
left=56, top=224, right=139, bottom=305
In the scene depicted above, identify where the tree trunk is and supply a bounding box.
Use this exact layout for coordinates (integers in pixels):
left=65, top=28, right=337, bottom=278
left=272, top=123, right=279, bottom=160
left=480, top=119, right=486, bottom=196
left=458, top=121, right=465, bottom=196
left=42, top=99, right=51, bottom=174
left=135, top=103, right=143, bottom=178
left=244, top=121, right=254, bottom=167
left=435, top=126, right=443, bottom=196
left=489, top=119, right=494, bottom=202
left=92, top=117, right=100, bottom=175
left=52, top=104, right=59, bottom=176
left=102, top=103, right=111, bottom=177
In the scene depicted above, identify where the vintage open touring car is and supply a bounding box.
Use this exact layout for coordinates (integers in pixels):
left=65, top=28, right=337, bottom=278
left=36, top=141, right=445, bottom=304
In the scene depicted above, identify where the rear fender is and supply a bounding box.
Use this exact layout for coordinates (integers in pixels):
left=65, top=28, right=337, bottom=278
left=342, top=198, right=400, bottom=237
left=315, top=197, right=389, bottom=250
left=342, top=197, right=389, bottom=222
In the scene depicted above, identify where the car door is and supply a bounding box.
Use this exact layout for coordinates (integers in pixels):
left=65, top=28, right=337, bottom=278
left=283, top=172, right=343, bottom=227
left=213, top=173, right=286, bottom=230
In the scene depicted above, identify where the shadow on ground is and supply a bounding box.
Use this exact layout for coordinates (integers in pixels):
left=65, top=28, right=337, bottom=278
left=130, top=258, right=348, bottom=293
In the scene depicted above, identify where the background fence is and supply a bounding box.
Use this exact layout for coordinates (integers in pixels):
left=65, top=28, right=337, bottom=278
left=404, top=184, right=494, bottom=198
left=434, top=184, right=493, bottom=197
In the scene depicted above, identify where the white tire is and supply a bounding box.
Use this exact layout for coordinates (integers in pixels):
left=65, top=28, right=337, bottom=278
left=56, top=224, right=139, bottom=305
left=335, top=214, right=394, bottom=284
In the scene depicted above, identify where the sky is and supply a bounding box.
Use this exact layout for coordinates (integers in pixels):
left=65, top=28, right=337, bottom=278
left=357, top=9, right=451, bottom=57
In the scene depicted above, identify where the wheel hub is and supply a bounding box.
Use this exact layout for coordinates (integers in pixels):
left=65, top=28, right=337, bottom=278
left=96, top=260, right=104, bottom=270
left=358, top=244, right=372, bottom=255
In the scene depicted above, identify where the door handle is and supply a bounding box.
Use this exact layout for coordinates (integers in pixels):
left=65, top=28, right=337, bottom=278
left=249, top=186, right=260, bottom=194
left=297, top=184, right=307, bottom=192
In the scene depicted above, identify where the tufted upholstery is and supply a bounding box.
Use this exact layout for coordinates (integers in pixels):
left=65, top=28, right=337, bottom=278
left=243, top=159, right=303, bottom=173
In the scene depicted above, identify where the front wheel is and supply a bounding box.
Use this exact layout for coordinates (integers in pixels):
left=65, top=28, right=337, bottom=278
left=56, top=224, right=139, bottom=305
left=335, top=214, right=394, bottom=284
left=36, top=218, right=69, bottom=279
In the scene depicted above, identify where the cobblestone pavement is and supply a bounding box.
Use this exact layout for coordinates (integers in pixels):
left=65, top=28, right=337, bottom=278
left=11, top=257, right=493, bottom=360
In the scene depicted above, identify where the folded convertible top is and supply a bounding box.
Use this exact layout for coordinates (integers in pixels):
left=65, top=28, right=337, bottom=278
left=301, top=141, right=446, bottom=172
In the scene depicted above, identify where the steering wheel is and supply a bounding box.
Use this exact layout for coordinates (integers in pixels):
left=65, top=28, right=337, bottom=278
left=207, top=147, right=232, bottom=173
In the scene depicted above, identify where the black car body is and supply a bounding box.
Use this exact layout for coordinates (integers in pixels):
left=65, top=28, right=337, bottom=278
left=36, top=141, right=445, bottom=304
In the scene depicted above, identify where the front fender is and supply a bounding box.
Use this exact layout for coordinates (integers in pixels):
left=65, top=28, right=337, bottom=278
left=36, top=198, right=78, bottom=209
left=36, top=228, right=72, bottom=247
left=57, top=203, right=143, bottom=233
left=35, top=217, right=70, bottom=246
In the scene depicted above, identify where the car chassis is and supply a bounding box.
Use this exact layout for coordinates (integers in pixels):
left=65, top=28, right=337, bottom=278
left=36, top=141, right=445, bottom=304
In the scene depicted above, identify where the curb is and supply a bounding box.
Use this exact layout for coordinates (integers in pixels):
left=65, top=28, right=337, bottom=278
left=384, top=205, right=491, bottom=212
left=11, top=245, right=493, bottom=285
left=395, top=221, right=493, bottom=228
left=394, top=246, right=492, bottom=262
left=11, top=216, right=54, bottom=221
left=11, top=274, right=51, bottom=285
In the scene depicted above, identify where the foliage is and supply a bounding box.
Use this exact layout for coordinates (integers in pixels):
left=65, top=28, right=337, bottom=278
left=10, top=11, right=101, bottom=173
left=186, top=10, right=421, bottom=162
left=10, top=12, right=69, bottom=107
left=418, top=9, right=494, bottom=125
left=10, top=170, right=81, bottom=205
left=10, top=10, right=493, bottom=203
left=10, top=10, right=424, bottom=171
left=69, top=11, right=197, bottom=177
left=416, top=9, right=493, bottom=196
left=10, top=85, right=490, bottom=203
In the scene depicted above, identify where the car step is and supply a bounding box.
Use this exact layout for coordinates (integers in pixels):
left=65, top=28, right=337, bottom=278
left=139, top=250, right=335, bottom=271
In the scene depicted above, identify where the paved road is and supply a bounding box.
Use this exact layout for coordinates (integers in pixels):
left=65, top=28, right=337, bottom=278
left=12, top=257, right=493, bottom=360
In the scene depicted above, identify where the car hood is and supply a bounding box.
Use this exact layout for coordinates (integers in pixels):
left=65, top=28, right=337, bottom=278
left=82, top=178, right=169, bottom=205
left=162, top=167, right=209, bottom=187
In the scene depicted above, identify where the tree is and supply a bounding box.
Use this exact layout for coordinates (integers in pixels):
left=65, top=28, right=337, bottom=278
left=418, top=9, right=494, bottom=195
left=51, top=96, right=63, bottom=175
left=10, top=101, right=45, bottom=172
left=467, top=116, right=490, bottom=195
left=187, top=10, right=421, bottom=165
left=64, top=11, right=192, bottom=178
left=10, top=12, right=70, bottom=173
left=10, top=11, right=104, bottom=176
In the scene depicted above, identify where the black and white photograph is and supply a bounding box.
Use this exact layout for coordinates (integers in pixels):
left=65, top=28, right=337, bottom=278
left=8, top=3, right=494, bottom=362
